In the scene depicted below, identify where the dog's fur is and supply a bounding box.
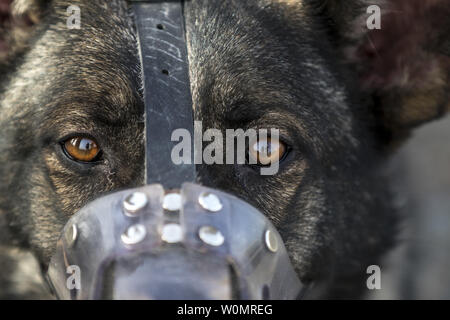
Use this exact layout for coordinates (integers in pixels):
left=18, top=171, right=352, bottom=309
left=0, top=0, right=449, bottom=299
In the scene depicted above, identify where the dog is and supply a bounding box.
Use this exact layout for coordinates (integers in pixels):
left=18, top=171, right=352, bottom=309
left=0, top=0, right=449, bottom=299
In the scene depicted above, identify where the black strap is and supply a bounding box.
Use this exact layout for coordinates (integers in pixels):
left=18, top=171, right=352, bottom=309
left=130, top=0, right=195, bottom=189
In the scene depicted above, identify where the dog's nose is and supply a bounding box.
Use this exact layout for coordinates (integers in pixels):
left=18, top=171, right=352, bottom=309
left=46, top=183, right=304, bottom=300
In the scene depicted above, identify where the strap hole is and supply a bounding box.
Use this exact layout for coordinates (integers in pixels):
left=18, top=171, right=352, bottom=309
left=156, top=24, right=164, bottom=30
left=162, top=69, right=169, bottom=75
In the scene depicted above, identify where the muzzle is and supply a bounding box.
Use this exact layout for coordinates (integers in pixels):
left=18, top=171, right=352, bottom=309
left=45, top=0, right=306, bottom=299
left=46, top=183, right=305, bottom=299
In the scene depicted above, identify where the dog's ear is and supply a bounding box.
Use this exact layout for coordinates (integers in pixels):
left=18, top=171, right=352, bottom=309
left=0, top=0, right=48, bottom=64
left=322, top=0, right=450, bottom=146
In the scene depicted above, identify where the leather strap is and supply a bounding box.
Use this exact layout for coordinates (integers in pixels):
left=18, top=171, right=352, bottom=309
left=130, top=0, right=195, bottom=188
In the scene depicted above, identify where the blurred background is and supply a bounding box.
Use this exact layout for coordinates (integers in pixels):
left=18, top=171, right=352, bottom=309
left=368, top=115, right=450, bottom=299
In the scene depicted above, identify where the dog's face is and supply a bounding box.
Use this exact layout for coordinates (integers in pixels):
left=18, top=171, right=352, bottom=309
left=0, top=0, right=448, bottom=298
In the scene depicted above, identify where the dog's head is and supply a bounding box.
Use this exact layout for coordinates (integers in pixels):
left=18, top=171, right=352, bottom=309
left=0, top=0, right=448, bottom=298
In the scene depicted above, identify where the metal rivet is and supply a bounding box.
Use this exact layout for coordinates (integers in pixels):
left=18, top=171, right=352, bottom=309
left=161, top=223, right=183, bottom=244
left=265, top=230, right=278, bottom=253
left=65, top=224, right=78, bottom=247
left=163, top=193, right=182, bottom=212
left=198, top=226, right=224, bottom=246
left=198, top=192, right=223, bottom=212
left=123, top=192, right=148, bottom=215
left=121, top=224, right=147, bottom=245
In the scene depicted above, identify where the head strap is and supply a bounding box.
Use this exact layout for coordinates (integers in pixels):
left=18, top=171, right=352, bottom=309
left=130, top=0, right=196, bottom=188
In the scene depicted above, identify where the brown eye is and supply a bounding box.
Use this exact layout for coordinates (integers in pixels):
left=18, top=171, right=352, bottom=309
left=63, top=136, right=101, bottom=162
left=249, top=137, right=287, bottom=166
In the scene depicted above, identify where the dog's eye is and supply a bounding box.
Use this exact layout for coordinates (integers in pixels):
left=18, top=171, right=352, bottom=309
left=62, top=136, right=101, bottom=162
left=249, top=137, right=287, bottom=166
